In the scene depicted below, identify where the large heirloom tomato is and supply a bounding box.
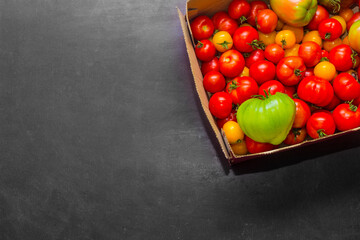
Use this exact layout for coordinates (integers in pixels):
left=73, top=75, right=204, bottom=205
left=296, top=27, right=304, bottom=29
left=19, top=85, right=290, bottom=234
left=237, top=92, right=296, bottom=145
left=226, top=76, right=259, bottom=105
left=329, top=44, right=357, bottom=72
left=332, top=73, right=360, bottom=101
left=348, top=20, right=360, bottom=53
left=306, top=112, right=336, bottom=138
left=209, top=92, right=233, bottom=119
left=233, top=26, right=263, bottom=53
left=276, top=56, right=306, bottom=86
left=333, top=102, right=360, bottom=131
left=270, top=0, right=317, bottom=27
left=297, top=76, right=334, bottom=107
left=219, top=50, right=245, bottom=78
left=190, top=15, right=215, bottom=40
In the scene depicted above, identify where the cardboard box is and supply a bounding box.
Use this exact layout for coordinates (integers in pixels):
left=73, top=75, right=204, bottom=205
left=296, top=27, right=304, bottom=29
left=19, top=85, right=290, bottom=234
left=178, top=0, right=360, bottom=165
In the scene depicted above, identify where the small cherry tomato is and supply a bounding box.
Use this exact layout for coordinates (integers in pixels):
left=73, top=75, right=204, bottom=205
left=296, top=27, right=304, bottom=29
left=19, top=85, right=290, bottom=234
left=297, top=76, right=334, bottom=107
left=275, top=30, right=296, bottom=49
left=276, top=56, right=306, bottom=86
left=203, top=71, right=226, bottom=93
left=298, top=41, right=322, bottom=67
left=318, top=18, right=343, bottom=41
left=302, top=30, right=323, bottom=48
left=228, top=0, right=251, bottom=23
left=258, top=31, right=277, bottom=46
left=249, top=60, right=276, bottom=85
left=245, top=136, right=276, bottom=154
left=314, top=61, right=336, bottom=81
left=245, top=49, right=265, bottom=68
left=264, top=43, right=284, bottom=64
left=258, top=80, right=285, bottom=96
left=195, top=40, right=216, bottom=62
left=213, top=31, right=233, bottom=52
left=247, top=0, right=269, bottom=27
left=231, top=140, right=248, bottom=155
left=284, top=44, right=300, bottom=57
left=209, top=92, right=233, bottom=119
left=306, top=112, right=336, bottom=139
left=219, top=49, right=245, bottom=78
left=256, top=9, right=278, bottom=33
left=333, top=102, right=360, bottom=131
left=293, top=99, right=311, bottom=128
left=190, top=15, right=215, bottom=40
left=201, top=57, right=220, bottom=76
left=332, top=72, right=360, bottom=101
left=307, top=5, right=329, bottom=30
left=223, top=120, right=245, bottom=144
left=282, top=24, right=304, bottom=43
left=283, top=128, right=307, bottom=145
left=226, top=76, right=259, bottom=105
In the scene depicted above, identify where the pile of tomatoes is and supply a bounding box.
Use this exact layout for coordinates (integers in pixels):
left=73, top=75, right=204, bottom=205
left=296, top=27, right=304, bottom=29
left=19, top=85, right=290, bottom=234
left=190, top=0, right=360, bottom=156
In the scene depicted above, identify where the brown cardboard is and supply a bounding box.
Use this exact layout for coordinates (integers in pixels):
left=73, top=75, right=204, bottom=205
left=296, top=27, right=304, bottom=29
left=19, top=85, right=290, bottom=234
left=178, top=1, right=360, bottom=165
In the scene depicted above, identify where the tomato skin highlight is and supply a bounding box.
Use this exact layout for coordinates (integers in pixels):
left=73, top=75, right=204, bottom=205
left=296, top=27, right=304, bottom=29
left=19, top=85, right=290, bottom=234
left=332, top=103, right=360, bottom=131
left=306, top=112, right=336, bottom=139
left=297, top=76, right=334, bottom=107
left=209, top=92, right=233, bottom=119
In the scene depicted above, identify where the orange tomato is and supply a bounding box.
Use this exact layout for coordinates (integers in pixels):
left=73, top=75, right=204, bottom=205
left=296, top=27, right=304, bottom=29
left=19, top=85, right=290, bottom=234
left=284, top=44, right=300, bottom=57
left=276, top=19, right=285, bottom=31
left=212, top=31, right=233, bottom=52
left=275, top=30, right=296, bottom=49
left=231, top=141, right=248, bottom=155
left=314, top=61, right=336, bottom=81
left=339, top=8, right=354, bottom=22
left=343, top=36, right=350, bottom=45
left=223, top=121, right=244, bottom=144
left=302, top=30, right=322, bottom=48
left=258, top=31, right=277, bottom=46
left=322, top=38, right=342, bottom=52
left=240, top=66, right=250, bottom=77
left=282, top=24, right=304, bottom=43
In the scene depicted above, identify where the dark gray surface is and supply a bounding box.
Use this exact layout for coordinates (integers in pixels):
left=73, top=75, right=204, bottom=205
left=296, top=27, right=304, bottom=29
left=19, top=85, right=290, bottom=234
left=1, top=0, right=360, bottom=239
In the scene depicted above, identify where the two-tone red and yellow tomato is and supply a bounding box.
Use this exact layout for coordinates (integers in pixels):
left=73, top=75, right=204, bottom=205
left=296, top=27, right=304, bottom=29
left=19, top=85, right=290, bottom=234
left=348, top=20, right=360, bottom=53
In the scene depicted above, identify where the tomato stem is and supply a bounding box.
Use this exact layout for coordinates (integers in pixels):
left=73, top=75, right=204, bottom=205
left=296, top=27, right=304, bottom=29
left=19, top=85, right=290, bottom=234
left=217, top=41, right=232, bottom=50
left=228, top=80, right=239, bottom=92
left=320, top=57, right=329, bottom=62
left=351, top=49, right=358, bottom=67
left=292, top=128, right=301, bottom=141
left=347, top=100, right=358, bottom=112
left=239, top=16, right=247, bottom=24
left=197, top=41, right=204, bottom=48
left=325, top=33, right=331, bottom=40
left=317, top=129, right=327, bottom=138
left=294, top=69, right=304, bottom=77
left=248, top=40, right=265, bottom=50
left=281, top=38, right=286, bottom=49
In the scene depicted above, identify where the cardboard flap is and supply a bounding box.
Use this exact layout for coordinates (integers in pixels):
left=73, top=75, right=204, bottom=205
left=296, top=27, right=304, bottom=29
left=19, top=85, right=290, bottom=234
left=187, top=0, right=233, bottom=20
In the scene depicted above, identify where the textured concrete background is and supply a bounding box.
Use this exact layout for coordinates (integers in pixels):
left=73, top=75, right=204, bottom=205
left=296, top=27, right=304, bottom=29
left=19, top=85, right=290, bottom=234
left=0, top=0, right=360, bottom=239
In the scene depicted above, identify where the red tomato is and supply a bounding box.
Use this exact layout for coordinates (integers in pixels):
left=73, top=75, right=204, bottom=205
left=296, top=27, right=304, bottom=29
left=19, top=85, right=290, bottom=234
left=195, top=40, right=216, bottom=62
left=276, top=56, right=306, bottom=86
left=332, top=73, right=360, bottom=101
left=216, top=110, right=237, bottom=129
left=297, top=76, right=334, bottom=107
left=247, top=0, right=269, bottom=27
left=219, top=49, right=245, bottom=78
left=321, top=49, right=329, bottom=60
left=228, top=0, right=251, bottom=23
left=323, top=94, right=342, bottom=111
left=225, top=76, right=259, bottom=105
left=292, top=99, right=311, bottom=128
left=304, top=67, right=315, bottom=77
left=307, top=5, right=330, bottom=30
left=245, top=136, right=276, bottom=154
left=245, top=49, right=265, bottom=68
left=249, top=60, right=276, bottom=85
left=264, top=43, right=285, bottom=64
left=209, top=92, right=233, bottom=119
left=203, top=71, right=226, bottom=93
left=333, top=102, right=360, bottom=131
left=306, top=112, right=336, bottom=139
left=258, top=80, right=285, bottom=96
left=201, top=57, right=220, bottom=76
left=284, top=86, right=296, bottom=98
left=346, top=12, right=360, bottom=31
left=233, top=26, right=263, bottom=53
left=283, top=128, right=307, bottom=145
left=190, top=15, right=215, bottom=40
left=298, top=41, right=322, bottom=67
left=328, top=44, right=356, bottom=72
left=256, top=9, right=278, bottom=34
left=318, top=18, right=343, bottom=41
left=212, top=11, right=238, bottom=36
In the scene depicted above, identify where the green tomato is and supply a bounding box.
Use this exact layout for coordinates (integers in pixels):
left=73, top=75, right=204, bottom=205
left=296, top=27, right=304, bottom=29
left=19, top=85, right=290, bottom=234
left=270, top=0, right=317, bottom=27
left=236, top=92, right=296, bottom=145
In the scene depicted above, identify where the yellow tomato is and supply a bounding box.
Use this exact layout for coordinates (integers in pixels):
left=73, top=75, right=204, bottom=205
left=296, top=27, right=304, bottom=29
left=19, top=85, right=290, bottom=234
left=322, top=38, right=342, bottom=52
left=275, top=30, right=296, bottom=49
left=276, top=19, right=285, bottom=31
left=284, top=44, right=300, bottom=57
left=223, top=121, right=244, bottom=144
left=302, top=30, right=322, bottom=48
left=343, top=36, right=350, bottom=45
left=212, top=31, right=233, bottom=52
left=282, top=25, right=304, bottom=43
left=339, top=8, right=354, bottom=22
left=231, top=141, right=248, bottom=155
left=258, top=31, right=277, bottom=46
left=314, top=61, right=336, bottom=81
left=240, top=66, right=249, bottom=77
left=331, top=16, right=346, bottom=34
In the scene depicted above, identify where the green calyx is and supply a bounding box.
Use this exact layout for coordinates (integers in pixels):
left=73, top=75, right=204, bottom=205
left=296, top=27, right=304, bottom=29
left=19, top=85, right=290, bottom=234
left=248, top=40, right=265, bottom=50
left=217, top=41, right=232, bottom=50
left=317, top=129, right=327, bottom=138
